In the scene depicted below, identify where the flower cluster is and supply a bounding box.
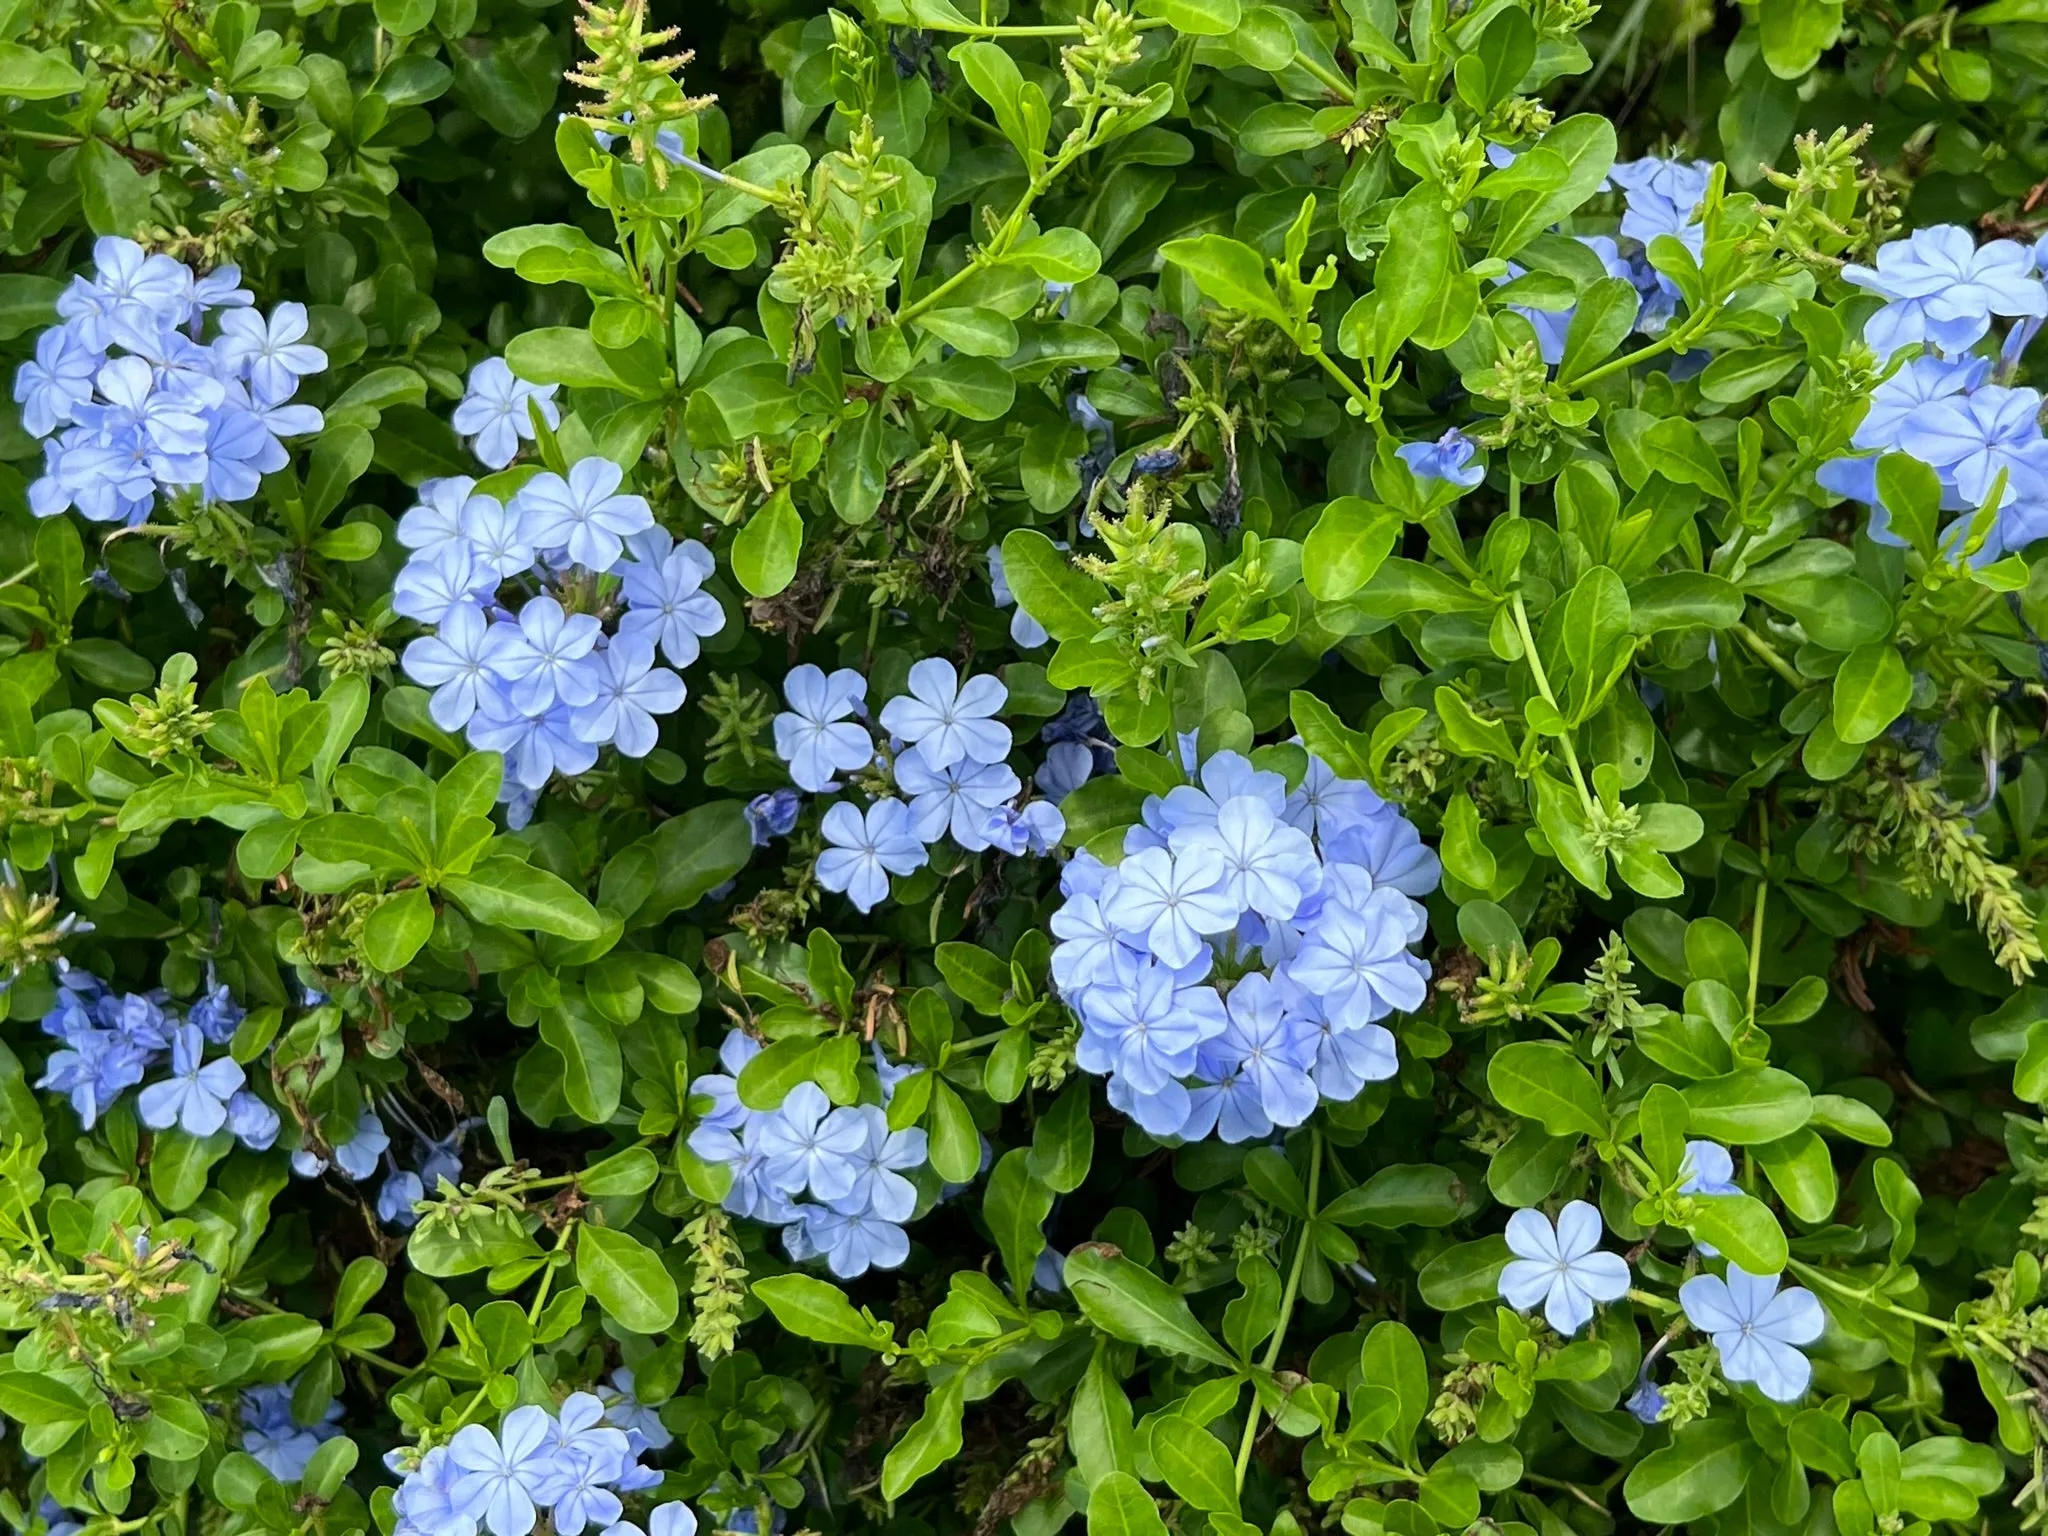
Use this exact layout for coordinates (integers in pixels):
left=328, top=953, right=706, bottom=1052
left=35, top=964, right=276, bottom=1147
left=773, top=658, right=1065, bottom=913
left=399, top=383, right=725, bottom=811
left=686, top=1030, right=931, bottom=1278
left=240, top=1379, right=345, bottom=1482
left=1497, top=1180, right=1825, bottom=1406
left=18, top=236, right=325, bottom=524
left=390, top=1392, right=681, bottom=1536
left=1048, top=747, right=1437, bottom=1141
left=1820, top=261, right=2048, bottom=559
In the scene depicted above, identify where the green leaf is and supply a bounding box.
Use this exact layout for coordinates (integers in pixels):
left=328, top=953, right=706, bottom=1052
left=1682, top=1069, right=1813, bottom=1144
left=1086, top=1471, right=1171, bottom=1536
left=1303, top=498, right=1401, bottom=602
left=539, top=1002, right=623, bottom=1123
left=0, top=44, right=84, bottom=98
left=927, top=1079, right=982, bottom=1183
left=1487, top=1041, right=1606, bottom=1138
left=1135, top=0, right=1241, bottom=36
left=1832, top=642, right=1912, bottom=745
left=904, top=356, right=1016, bottom=420
left=1160, top=233, right=1290, bottom=328
left=937, top=941, right=1011, bottom=1013
left=1064, top=1247, right=1235, bottom=1367
left=752, top=1274, right=891, bottom=1348
left=1321, top=1164, right=1465, bottom=1228
left=985, top=1148, right=1055, bottom=1301
left=445, top=857, right=604, bottom=940
left=575, top=1224, right=678, bottom=1333
left=1558, top=276, right=1639, bottom=382
left=732, top=488, right=803, bottom=599
left=1001, top=530, right=1108, bottom=642
left=1624, top=1418, right=1755, bottom=1523
left=1151, top=1418, right=1238, bottom=1513
left=362, top=887, right=435, bottom=972
left=1683, top=1193, right=1788, bottom=1274
left=1029, top=1081, right=1095, bottom=1194
left=882, top=1375, right=967, bottom=1499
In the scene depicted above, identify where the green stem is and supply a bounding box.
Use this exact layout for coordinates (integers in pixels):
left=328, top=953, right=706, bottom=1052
left=1235, top=1131, right=1322, bottom=1492
left=1560, top=305, right=1715, bottom=391
left=1293, top=50, right=1354, bottom=98
left=1509, top=588, right=1596, bottom=814
left=1307, top=345, right=1378, bottom=419
left=1745, top=810, right=1769, bottom=1024
left=1786, top=1259, right=1957, bottom=1335
left=1732, top=622, right=1804, bottom=690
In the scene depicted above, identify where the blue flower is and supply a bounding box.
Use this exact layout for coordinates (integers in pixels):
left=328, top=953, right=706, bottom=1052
left=404, top=602, right=526, bottom=732
left=240, top=1380, right=343, bottom=1482
left=394, top=1446, right=476, bottom=1536
left=453, top=357, right=560, bottom=470
left=1896, top=383, right=2048, bottom=509
left=1497, top=1200, right=1631, bottom=1336
left=618, top=532, right=724, bottom=666
left=213, top=301, right=327, bottom=405
left=517, top=457, right=654, bottom=572
left=379, top=1170, right=427, bottom=1228
left=137, top=1022, right=245, bottom=1137
left=815, top=799, right=928, bottom=912
left=1625, top=1379, right=1667, bottom=1424
left=1100, top=845, right=1239, bottom=969
left=796, top=1204, right=912, bottom=1278
left=36, top=1028, right=149, bottom=1127
left=570, top=635, right=685, bottom=757
left=394, top=544, right=489, bottom=627
left=746, top=789, right=802, bottom=846
left=295, top=1109, right=390, bottom=1181
left=448, top=1406, right=574, bottom=1536
left=541, top=1393, right=631, bottom=1535
left=461, top=493, right=537, bottom=582
left=1299, top=1001, right=1397, bottom=1101
left=468, top=697, right=600, bottom=791
left=878, top=658, right=1012, bottom=771
left=1843, top=226, right=2048, bottom=360
left=1037, top=741, right=1094, bottom=801
left=1284, top=754, right=1386, bottom=840
left=498, top=596, right=604, bottom=713
left=1321, top=813, right=1443, bottom=898
left=1611, top=156, right=1711, bottom=254
left=1282, top=887, right=1429, bottom=1028
left=754, top=1082, right=867, bottom=1203
left=228, top=1089, right=281, bottom=1151
left=773, top=664, right=873, bottom=792
left=597, top=1367, right=672, bottom=1451
left=895, top=743, right=1021, bottom=850
left=1181, top=795, right=1319, bottom=921
left=1678, top=1266, right=1824, bottom=1402
left=13, top=325, right=99, bottom=436
left=1075, top=954, right=1228, bottom=1130
left=1209, top=973, right=1318, bottom=1131
left=828, top=1104, right=928, bottom=1222
left=980, top=799, right=1065, bottom=855
left=398, top=476, right=485, bottom=561
left=1678, top=1140, right=1741, bottom=1195
left=1396, top=429, right=1485, bottom=489
left=57, top=237, right=193, bottom=350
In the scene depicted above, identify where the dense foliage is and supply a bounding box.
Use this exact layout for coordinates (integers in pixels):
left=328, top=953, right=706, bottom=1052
left=13, top=1, right=2048, bottom=1536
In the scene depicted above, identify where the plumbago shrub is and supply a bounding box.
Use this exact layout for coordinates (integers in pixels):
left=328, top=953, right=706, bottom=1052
left=20, top=0, right=2048, bottom=1534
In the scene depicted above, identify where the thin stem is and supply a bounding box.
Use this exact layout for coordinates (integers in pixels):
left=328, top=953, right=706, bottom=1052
left=1745, top=806, right=1769, bottom=1024
left=1308, top=346, right=1378, bottom=419
left=1732, top=622, right=1804, bottom=690
left=1786, top=1259, right=1957, bottom=1335
left=1293, top=50, right=1355, bottom=99
left=1509, top=589, right=1596, bottom=813
left=1235, top=1130, right=1322, bottom=1492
